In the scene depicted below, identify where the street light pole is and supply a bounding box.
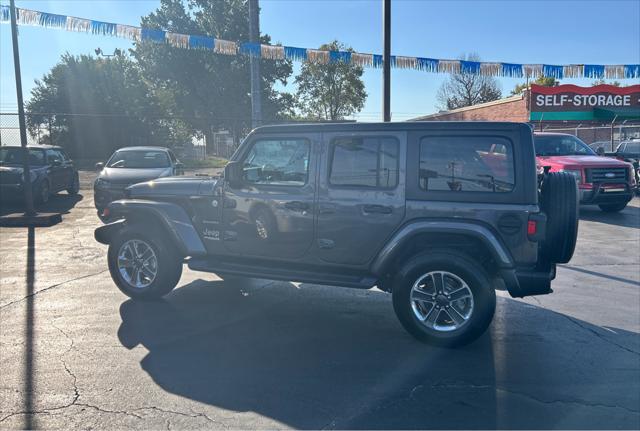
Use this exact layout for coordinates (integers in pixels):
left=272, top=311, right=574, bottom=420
left=9, top=0, right=35, bottom=216
left=249, top=0, right=262, bottom=129
left=382, top=0, right=391, bottom=122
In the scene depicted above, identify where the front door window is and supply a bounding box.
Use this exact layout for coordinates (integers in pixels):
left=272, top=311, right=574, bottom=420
left=242, top=139, right=310, bottom=186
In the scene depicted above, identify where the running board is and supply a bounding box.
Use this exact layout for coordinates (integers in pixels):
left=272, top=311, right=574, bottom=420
left=187, top=257, right=377, bottom=289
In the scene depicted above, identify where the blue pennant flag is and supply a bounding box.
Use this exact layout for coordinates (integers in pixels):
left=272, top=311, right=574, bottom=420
left=460, top=60, right=481, bottom=75
left=188, top=35, right=214, bottom=49
left=39, top=12, right=67, bottom=28
left=416, top=58, right=438, bottom=72
left=329, top=51, right=351, bottom=63
left=91, top=20, right=116, bottom=36
left=624, top=65, right=640, bottom=79
left=543, top=65, right=563, bottom=79
left=239, top=42, right=261, bottom=58
left=501, top=63, right=523, bottom=78
left=584, top=65, right=605, bottom=79
left=141, top=28, right=166, bottom=43
left=284, top=46, right=307, bottom=61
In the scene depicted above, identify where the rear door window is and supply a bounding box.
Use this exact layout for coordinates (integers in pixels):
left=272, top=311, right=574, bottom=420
left=329, top=136, right=399, bottom=188
left=419, top=136, right=515, bottom=193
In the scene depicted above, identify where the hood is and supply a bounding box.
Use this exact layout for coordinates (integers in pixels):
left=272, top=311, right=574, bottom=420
left=0, top=165, right=46, bottom=183
left=97, top=167, right=172, bottom=185
left=127, top=176, right=220, bottom=198
left=537, top=155, right=631, bottom=168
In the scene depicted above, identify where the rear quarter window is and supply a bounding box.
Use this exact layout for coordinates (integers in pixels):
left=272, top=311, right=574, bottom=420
left=419, top=136, right=515, bottom=193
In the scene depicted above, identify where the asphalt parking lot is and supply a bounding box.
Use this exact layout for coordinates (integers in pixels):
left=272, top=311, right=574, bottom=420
left=1, top=171, right=639, bottom=430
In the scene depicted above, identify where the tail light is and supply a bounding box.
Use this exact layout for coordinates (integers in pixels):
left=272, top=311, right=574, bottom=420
left=528, top=213, right=546, bottom=242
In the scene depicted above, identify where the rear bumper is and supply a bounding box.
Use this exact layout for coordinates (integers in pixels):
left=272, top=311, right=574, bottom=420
left=501, top=263, right=556, bottom=298
left=579, top=184, right=633, bottom=205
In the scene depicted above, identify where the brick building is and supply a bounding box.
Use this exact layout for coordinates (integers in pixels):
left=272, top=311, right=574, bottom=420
left=411, top=84, right=640, bottom=145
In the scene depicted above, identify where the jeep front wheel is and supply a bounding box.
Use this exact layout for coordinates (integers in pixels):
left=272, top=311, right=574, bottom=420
left=108, top=227, right=182, bottom=300
left=392, top=251, right=496, bottom=347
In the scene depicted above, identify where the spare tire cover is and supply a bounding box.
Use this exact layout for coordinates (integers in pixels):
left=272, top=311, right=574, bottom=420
left=539, top=172, right=579, bottom=264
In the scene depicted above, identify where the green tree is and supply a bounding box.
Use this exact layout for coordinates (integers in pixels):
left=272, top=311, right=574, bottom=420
left=132, top=0, right=294, bottom=146
left=294, top=40, right=367, bottom=121
left=436, top=54, right=502, bottom=110
left=26, top=53, right=178, bottom=159
left=591, top=79, right=621, bottom=87
left=511, top=76, right=559, bottom=95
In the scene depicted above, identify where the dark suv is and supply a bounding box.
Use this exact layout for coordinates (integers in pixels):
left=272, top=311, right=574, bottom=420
left=95, top=122, right=578, bottom=346
left=0, top=145, right=79, bottom=203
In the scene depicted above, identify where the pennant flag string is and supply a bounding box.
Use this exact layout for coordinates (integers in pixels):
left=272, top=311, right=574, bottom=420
left=1, top=5, right=639, bottom=80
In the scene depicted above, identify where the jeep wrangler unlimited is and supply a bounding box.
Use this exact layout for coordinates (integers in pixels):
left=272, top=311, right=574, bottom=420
left=95, top=122, right=578, bottom=347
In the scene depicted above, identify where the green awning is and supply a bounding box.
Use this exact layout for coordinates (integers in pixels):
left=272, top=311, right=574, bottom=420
left=594, top=107, right=640, bottom=120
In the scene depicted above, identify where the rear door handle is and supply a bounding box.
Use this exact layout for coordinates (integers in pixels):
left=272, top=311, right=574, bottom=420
left=362, top=204, right=393, bottom=214
left=284, top=201, right=309, bottom=211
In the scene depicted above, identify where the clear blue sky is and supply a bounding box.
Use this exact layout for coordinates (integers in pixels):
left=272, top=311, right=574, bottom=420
left=1, top=0, right=639, bottom=121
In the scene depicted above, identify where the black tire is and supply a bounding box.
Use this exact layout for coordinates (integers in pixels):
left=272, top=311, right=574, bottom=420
left=36, top=180, right=50, bottom=204
left=67, top=173, right=80, bottom=195
left=598, top=202, right=628, bottom=213
left=108, top=225, right=183, bottom=300
left=539, top=172, right=579, bottom=264
left=392, top=250, right=496, bottom=348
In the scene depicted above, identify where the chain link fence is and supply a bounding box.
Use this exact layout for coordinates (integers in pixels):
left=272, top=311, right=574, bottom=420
left=0, top=112, right=238, bottom=166
left=539, top=124, right=640, bottom=151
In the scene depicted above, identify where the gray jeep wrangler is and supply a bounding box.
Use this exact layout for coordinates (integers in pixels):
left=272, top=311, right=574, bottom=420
left=95, top=122, right=578, bottom=347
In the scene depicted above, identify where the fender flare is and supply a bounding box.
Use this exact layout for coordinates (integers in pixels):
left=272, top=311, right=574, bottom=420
left=94, top=199, right=207, bottom=257
left=370, top=220, right=514, bottom=276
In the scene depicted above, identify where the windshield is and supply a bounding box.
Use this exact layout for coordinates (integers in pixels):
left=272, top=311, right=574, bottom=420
left=106, top=150, right=170, bottom=169
left=534, top=135, right=596, bottom=157
left=0, top=148, right=46, bottom=166
left=623, top=142, right=640, bottom=153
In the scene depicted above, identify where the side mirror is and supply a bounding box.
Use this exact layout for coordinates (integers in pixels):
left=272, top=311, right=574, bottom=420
left=51, top=158, right=62, bottom=166
left=95, top=162, right=104, bottom=171
left=224, top=161, right=243, bottom=188
left=596, top=147, right=605, bottom=156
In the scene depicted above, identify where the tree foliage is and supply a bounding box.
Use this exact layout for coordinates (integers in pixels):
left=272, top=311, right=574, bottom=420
left=591, top=79, right=621, bottom=87
left=436, top=54, right=501, bottom=110
left=26, top=53, right=185, bottom=159
left=294, top=41, right=366, bottom=120
left=511, top=76, right=559, bottom=95
left=132, top=0, right=294, bottom=144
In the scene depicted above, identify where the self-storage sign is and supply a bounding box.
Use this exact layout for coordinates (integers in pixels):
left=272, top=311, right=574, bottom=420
left=530, top=84, right=640, bottom=121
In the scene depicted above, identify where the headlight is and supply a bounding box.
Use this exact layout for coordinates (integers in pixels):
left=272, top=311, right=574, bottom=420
left=95, top=178, right=110, bottom=188
left=560, top=169, right=582, bottom=184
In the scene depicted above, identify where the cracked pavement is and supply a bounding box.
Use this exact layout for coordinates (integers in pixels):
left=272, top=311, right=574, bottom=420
left=1, top=172, right=639, bottom=429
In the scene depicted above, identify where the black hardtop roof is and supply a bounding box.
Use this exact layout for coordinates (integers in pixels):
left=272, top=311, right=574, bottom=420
left=252, top=121, right=530, bottom=135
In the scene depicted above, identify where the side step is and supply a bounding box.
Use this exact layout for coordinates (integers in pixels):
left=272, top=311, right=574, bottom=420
left=187, top=257, right=377, bottom=289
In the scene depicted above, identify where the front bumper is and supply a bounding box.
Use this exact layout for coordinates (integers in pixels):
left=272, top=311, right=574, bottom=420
left=94, top=186, right=127, bottom=211
left=579, top=183, right=634, bottom=205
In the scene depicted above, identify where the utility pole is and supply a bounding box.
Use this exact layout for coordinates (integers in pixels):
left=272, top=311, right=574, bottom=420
left=9, top=0, right=35, bottom=216
left=249, top=0, right=262, bottom=129
left=382, top=0, right=391, bottom=122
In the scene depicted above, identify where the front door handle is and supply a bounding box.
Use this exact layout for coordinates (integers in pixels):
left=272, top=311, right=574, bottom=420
left=362, top=204, right=393, bottom=214
left=284, top=201, right=309, bottom=211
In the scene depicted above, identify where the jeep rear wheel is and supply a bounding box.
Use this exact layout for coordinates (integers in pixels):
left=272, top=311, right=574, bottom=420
left=392, top=251, right=496, bottom=347
left=539, top=172, right=579, bottom=264
left=108, top=227, right=182, bottom=300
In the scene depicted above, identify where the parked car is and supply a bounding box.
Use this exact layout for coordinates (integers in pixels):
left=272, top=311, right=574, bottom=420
left=612, top=141, right=640, bottom=191
left=94, top=146, right=184, bottom=220
left=0, top=145, right=79, bottom=203
left=95, top=122, right=579, bottom=347
left=588, top=140, right=614, bottom=155
left=534, top=133, right=635, bottom=212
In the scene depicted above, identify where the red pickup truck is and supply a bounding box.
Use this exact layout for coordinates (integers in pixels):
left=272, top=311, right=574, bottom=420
left=533, top=132, right=635, bottom=212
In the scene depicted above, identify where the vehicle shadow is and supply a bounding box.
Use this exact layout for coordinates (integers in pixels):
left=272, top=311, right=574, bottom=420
left=117, top=279, right=639, bottom=429
left=579, top=202, right=640, bottom=229
left=0, top=193, right=83, bottom=217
